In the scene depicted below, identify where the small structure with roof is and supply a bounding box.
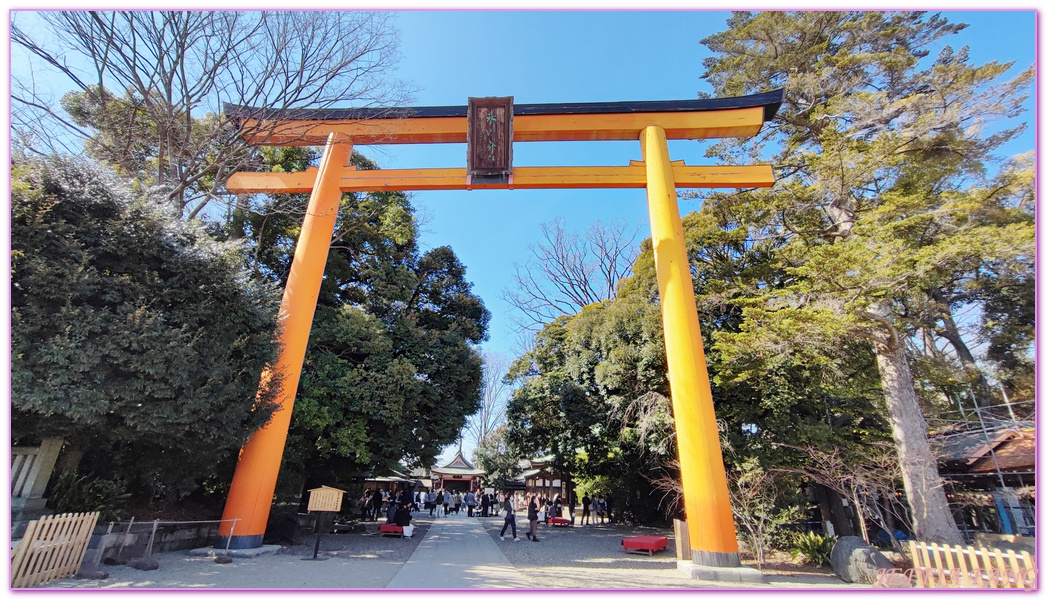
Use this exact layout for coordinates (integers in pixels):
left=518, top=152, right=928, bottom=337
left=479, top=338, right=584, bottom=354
left=431, top=450, right=484, bottom=492
left=934, top=427, right=1035, bottom=537
left=516, top=455, right=571, bottom=500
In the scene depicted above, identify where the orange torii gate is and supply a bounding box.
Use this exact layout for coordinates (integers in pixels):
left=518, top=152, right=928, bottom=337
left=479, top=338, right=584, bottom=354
left=218, top=90, right=783, bottom=572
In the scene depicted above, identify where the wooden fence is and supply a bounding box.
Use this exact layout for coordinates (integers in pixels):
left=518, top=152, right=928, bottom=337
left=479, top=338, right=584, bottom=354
left=11, top=512, right=99, bottom=588
left=11, top=447, right=43, bottom=500
left=909, top=540, right=1036, bottom=589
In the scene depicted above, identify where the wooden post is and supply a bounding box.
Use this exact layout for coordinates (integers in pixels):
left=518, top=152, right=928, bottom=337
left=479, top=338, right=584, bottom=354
left=218, top=134, right=353, bottom=549
left=641, top=125, right=740, bottom=568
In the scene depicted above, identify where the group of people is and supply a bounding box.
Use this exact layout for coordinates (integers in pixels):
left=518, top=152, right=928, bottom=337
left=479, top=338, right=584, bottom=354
left=358, top=486, right=416, bottom=526
left=356, top=486, right=612, bottom=536
left=512, top=492, right=612, bottom=526
left=578, top=493, right=611, bottom=526
left=421, top=488, right=465, bottom=517
left=494, top=491, right=613, bottom=543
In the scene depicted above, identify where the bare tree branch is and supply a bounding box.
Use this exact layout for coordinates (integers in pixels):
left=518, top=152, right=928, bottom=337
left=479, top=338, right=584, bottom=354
left=464, top=352, right=513, bottom=449
left=11, top=10, right=413, bottom=221
left=503, top=217, right=641, bottom=333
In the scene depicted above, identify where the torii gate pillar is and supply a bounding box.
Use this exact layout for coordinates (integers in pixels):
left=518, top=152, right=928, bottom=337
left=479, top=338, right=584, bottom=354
left=218, top=134, right=351, bottom=548
left=215, top=90, right=783, bottom=564
left=642, top=125, right=740, bottom=568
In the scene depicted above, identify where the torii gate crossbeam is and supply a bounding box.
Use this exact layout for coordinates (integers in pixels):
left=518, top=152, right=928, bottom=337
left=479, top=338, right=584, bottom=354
left=218, top=90, right=783, bottom=573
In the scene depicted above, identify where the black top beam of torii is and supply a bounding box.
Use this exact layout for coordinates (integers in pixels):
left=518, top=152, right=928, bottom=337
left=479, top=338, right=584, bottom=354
left=224, top=88, right=784, bottom=123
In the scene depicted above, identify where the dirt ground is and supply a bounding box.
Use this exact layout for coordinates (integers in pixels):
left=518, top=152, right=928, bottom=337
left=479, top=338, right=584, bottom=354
left=38, top=516, right=860, bottom=591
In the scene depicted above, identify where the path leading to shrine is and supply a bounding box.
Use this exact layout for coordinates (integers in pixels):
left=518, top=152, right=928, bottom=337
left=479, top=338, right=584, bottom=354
left=40, top=512, right=860, bottom=589
left=386, top=516, right=530, bottom=588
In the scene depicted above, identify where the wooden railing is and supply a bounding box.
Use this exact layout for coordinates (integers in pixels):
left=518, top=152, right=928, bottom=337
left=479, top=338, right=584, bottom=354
left=11, top=447, right=42, bottom=499
left=11, top=512, right=99, bottom=588
left=908, top=540, right=1036, bottom=589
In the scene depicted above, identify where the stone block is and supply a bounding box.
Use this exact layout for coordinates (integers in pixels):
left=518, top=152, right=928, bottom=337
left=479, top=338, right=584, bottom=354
left=830, top=535, right=894, bottom=584
left=677, top=561, right=765, bottom=583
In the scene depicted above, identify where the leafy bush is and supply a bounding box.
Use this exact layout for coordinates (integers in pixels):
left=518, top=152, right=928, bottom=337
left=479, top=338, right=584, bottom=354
left=47, top=471, right=131, bottom=522
left=791, top=531, right=836, bottom=566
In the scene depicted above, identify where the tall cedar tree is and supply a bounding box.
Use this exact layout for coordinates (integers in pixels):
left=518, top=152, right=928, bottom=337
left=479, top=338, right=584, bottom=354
left=699, top=11, right=1032, bottom=543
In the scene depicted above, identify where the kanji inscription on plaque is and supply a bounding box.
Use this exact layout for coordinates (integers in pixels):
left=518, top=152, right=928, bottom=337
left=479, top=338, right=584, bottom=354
left=467, top=96, right=513, bottom=178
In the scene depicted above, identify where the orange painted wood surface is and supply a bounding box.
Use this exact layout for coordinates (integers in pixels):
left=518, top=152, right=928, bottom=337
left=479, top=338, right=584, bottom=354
left=238, top=106, right=766, bottom=146
left=226, top=164, right=775, bottom=194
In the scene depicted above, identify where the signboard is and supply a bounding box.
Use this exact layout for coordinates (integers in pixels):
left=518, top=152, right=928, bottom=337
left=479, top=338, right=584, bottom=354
left=307, top=485, right=346, bottom=513
left=467, top=96, right=513, bottom=179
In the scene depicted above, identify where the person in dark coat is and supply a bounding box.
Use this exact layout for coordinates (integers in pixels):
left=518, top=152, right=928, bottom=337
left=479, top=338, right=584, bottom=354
left=526, top=495, right=540, bottom=542
left=370, top=488, right=384, bottom=521
left=498, top=492, right=518, bottom=541
left=480, top=492, right=490, bottom=517
left=394, top=502, right=412, bottom=527
left=399, top=486, right=414, bottom=512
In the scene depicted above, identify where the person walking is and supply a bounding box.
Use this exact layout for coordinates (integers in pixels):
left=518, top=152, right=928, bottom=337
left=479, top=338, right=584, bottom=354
left=596, top=496, right=607, bottom=524
left=526, top=494, right=540, bottom=542
left=442, top=489, right=451, bottom=517
left=499, top=492, right=519, bottom=541
left=465, top=490, right=476, bottom=517
left=427, top=489, right=437, bottom=517
left=581, top=493, right=592, bottom=526
left=370, top=488, right=384, bottom=522
left=359, top=490, right=371, bottom=521
left=454, top=491, right=462, bottom=515
left=568, top=492, right=577, bottom=525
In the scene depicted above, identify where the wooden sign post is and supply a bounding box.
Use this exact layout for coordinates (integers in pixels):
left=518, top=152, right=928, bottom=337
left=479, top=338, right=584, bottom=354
left=303, top=486, right=345, bottom=561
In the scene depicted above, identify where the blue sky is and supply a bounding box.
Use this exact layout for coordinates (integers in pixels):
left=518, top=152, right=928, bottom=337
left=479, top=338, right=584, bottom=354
left=371, top=10, right=1037, bottom=360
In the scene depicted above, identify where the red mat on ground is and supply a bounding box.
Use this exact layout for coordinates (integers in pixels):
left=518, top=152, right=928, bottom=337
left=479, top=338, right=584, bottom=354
left=621, top=535, right=668, bottom=555
left=379, top=524, right=403, bottom=537
left=549, top=517, right=572, bottom=526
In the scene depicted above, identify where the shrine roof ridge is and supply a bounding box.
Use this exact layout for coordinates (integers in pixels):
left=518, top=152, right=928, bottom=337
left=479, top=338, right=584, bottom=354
left=225, top=89, right=783, bottom=124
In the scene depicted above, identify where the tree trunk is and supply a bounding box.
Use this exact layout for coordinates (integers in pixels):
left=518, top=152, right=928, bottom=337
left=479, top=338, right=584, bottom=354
left=930, top=289, right=993, bottom=406
left=851, top=488, right=870, bottom=543
left=826, top=488, right=856, bottom=537
left=873, top=332, right=963, bottom=545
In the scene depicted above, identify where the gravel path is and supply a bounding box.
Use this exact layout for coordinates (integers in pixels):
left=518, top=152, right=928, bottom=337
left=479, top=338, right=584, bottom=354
left=477, top=515, right=699, bottom=588
left=476, top=516, right=860, bottom=589
left=37, top=513, right=858, bottom=590
left=41, top=519, right=432, bottom=589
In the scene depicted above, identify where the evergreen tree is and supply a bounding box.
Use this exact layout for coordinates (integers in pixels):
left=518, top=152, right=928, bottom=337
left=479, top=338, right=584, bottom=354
left=237, top=152, right=491, bottom=490
left=699, top=11, right=1032, bottom=543
left=11, top=155, right=282, bottom=500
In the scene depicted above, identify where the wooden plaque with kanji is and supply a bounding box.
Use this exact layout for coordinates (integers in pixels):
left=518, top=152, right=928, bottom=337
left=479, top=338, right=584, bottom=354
left=467, top=96, right=514, bottom=178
